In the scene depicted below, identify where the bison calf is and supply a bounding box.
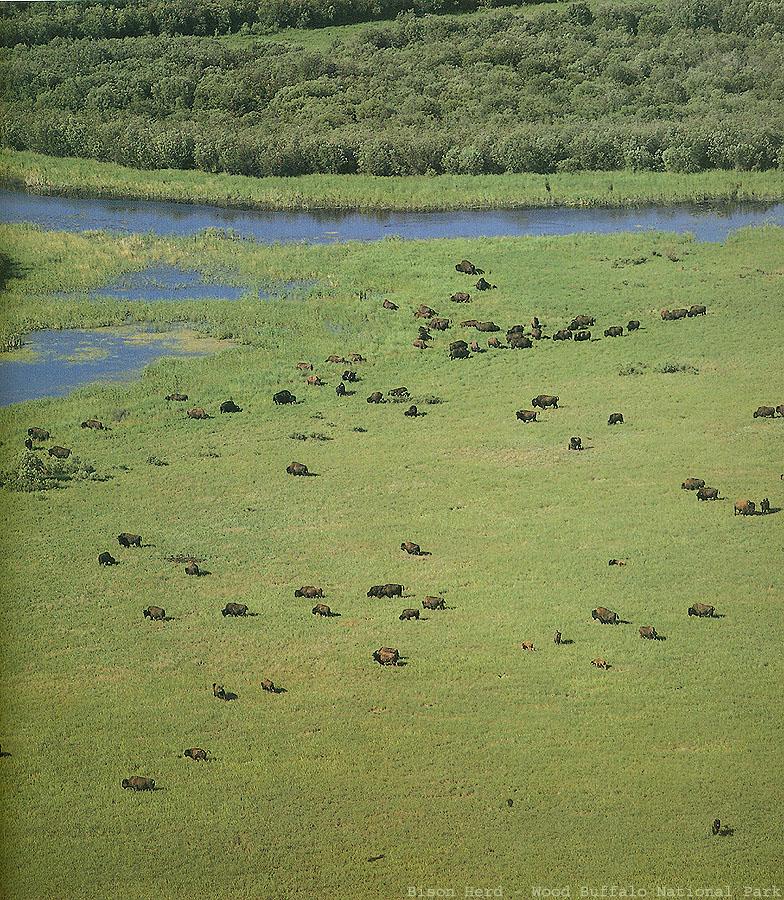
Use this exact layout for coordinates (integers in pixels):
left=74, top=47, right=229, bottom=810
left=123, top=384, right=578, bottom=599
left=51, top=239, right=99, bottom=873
left=639, top=625, right=658, bottom=640
left=184, top=748, right=208, bottom=761
left=122, top=776, right=155, bottom=791
left=143, top=606, right=166, bottom=621
left=399, top=608, right=420, bottom=621
left=373, top=647, right=400, bottom=666
left=520, top=641, right=535, bottom=651
left=98, top=551, right=117, bottom=566
left=118, top=532, right=142, bottom=548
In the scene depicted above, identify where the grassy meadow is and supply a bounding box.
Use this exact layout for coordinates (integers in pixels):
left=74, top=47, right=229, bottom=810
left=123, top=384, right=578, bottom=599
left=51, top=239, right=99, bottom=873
left=0, top=224, right=782, bottom=898
left=4, top=150, right=784, bottom=212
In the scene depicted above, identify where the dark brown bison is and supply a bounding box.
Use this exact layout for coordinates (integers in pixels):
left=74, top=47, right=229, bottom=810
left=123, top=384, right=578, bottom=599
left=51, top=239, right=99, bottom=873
left=532, top=395, right=559, bottom=409
left=349, top=353, right=366, bottom=363
left=118, top=533, right=141, bottom=547
left=422, top=596, right=446, bottom=610
left=591, top=658, right=609, bottom=670
left=753, top=406, right=775, bottom=419
left=143, top=606, right=166, bottom=621
left=388, top=388, right=410, bottom=400
left=417, top=327, right=432, bottom=341
left=712, top=819, right=721, bottom=836
left=682, top=478, right=705, bottom=490
left=222, top=602, right=248, bottom=616
left=412, top=339, right=428, bottom=349
left=296, top=362, right=313, bottom=371
left=185, top=561, right=200, bottom=576
left=336, top=383, right=347, bottom=396
left=261, top=679, right=281, bottom=693
left=760, top=497, right=770, bottom=514
left=187, top=407, right=210, bottom=420
left=734, top=499, right=755, bottom=516
left=608, top=413, right=624, bottom=425
left=414, top=305, right=436, bottom=319
left=403, top=405, right=420, bottom=417
left=468, top=340, right=481, bottom=352
left=27, top=427, right=50, bottom=441
left=325, top=355, right=348, bottom=364
left=604, top=326, right=623, bottom=338
left=450, top=340, right=468, bottom=352
left=382, top=299, right=399, bottom=310
left=286, top=462, right=310, bottom=476
left=312, top=603, right=333, bottom=616
left=516, top=409, right=538, bottom=423
left=574, top=330, right=591, bottom=342
left=696, top=487, right=719, bottom=501
left=639, top=625, right=658, bottom=640
left=487, top=337, right=502, bottom=348
left=531, top=316, right=541, bottom=329
left=777, top=405, right=784, bottom=417
left=553, top=630, right=562, bottom=645
left=592, top=607, right=619, bottom=624
left=372, top=647, right=400, bottom=666
left=627, top=320, right=640, bottom=331
left=520, top=641, right=535, bottom=651
left=688, top=603, right=715, bottom=617
left=460, top=319, right=480, bottom=328
left=475, top=277, right=495, bottom=291
left=212, top=683, right=229, bottom=700
left=430, top=317, right=450, bottom=331
left=342, top=370, right=359, bottom=383
left=184, top=748, right=208, bottom=761
left=399, top=608, right=420, bottom=620
left=48, top=446, right=71, bottom=459
left=98, top=551, right=117, bottom=566
left=450, top=346, right=470, bottom=359
left=569, top=315, right=595, bottom=330
left=122, top=776, right=155, bottom=791
left=476, top=321, right=500, bottom=332
left=401, top=541, right=425, bottom=556
left=455, top=260, right=482, bottom=275
left=569, top=437, right=583, bottom=451
left=306, top=375, right=324, bottom=387
left=608, top=559, right=627, bottom=566
left=450, top=292, right=471, bottom=303
left=530, top=327, right=543, bottom=340
left=553, top=329, right=572, bottom=341
left=295, top=586, right=324, bottom=599
left=509, top=335, right=533, bottom=349
left=24, top=437, right=33, bottom=450
left=367, top=392, right=385, bottom=403
left=367, top=584, right=403, bottom=598
left=663, top=308, right=688, bottom=320
left=687, top=304, right=706, bottom=317
left=273, top=390, right=296, bottom=405
left=80, top=419, right=105, bottom=430
left=165, top=393, right=188, bottom=401
left=220, top=400, right=242, bottom=413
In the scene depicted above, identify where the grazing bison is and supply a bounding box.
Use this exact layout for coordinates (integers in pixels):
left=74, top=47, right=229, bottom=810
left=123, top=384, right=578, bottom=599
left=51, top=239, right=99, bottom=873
left=382, top=299, right=399, bottom=310
left=401, top=541, right=423, bottom=555
left=260, top=679, right=280, bottom=693
left=574, top=330, right=591, bottom=342
left=688, top=304, right=706, bottom=317
left=367, top=392, right=385, bottom=404
left=312, top=603, right=333, bottom=616
left=760, top=497, right=770, bottom=514
left=143, top=606, right=166, bottom=621
left=399, top=608, right=420, bottom=620
left=450, top=292, right=471, bottom=303
left=367, top=584, right=404, bottom=598
left=325, top=355, right=347, bottom=364
left=306, top=375, right=324, bottom=387
left=27, top=427, right=50, bottom=441
left=712, top=819, right=721, bottom=836
left=475, top=277, right=495, bottom=291
left=520, top=641, right=535, bottom=651
left=753, top=406, right=775, bottom=419
left=688, top=603, right=715, bottom=617
left=81, top=419, right=105, bottom=430
left=273, top=390, right=296, bottom=405
left=184, top=748, right=208, bottom=761
left=553, top=330, right=572, bottom=341
left=608, top=413, right=624, bottom=425
left=734, top=499, right=755, bottom=516
left=349, top=353, right=366, bottom=363
left=450, top=346, right=470, bottom=359
left=663, top=308, right=688, bottom=320
left=295, top=586, right=323, bottom=599
left=696, top=487, right=719, bottom=501
left=118, top=533, right=142, bottom=548
left=430, top=317, right=450, bottom=331
left=414, top=305, right=436, bottom=319
left=372, top=647, right=400, bottom=666
left=608, top=559, right=626, bottom=566
left=568, top=315, right=595, bottom=330
left=460, top=319, right=480, bottom=328
left=389, top=386, right=409, bottom=397
left=222, top=602, right=248, bottom=617
left=627, top=320, right=640, bottom=331
left=185, top=561, right=200, bottom=576
left=165, top=393, right=188, bottom=401
left=219, top=400, right=242, bottom=413
left=98, top=551, right=117, bottom=566
left=336, top=383, right=347, bottom=397
left=516, top=409, right=538, bottom=423
left=604, top=326, right=624, bottom=338
left=413, top=340, right=429, bottom=349
left=48, top=446, right=71, bottom=459
left=296, top=362, right=313, bottom=371
left=488, top=337, right=502, bottom=348
left=450, top=340, right=468, bottom=352
left=422, top=596, right=446, bottom=610
left=639, top=626, right=658, bottom=640
left=553, top=630, right=562, bottom=645
left=187, top=407, right=210, bottom=420
left=569, top=437, right=583, bottom=451
left=682, top=478, right=705, bottom=490
left=509, top=335, right=533, bottom=350
left=286, top=462, right=310, bottom=476
left=532, top=395, right=559, bottom=409
left=476, top=321, right=500, bottom=333
left=455, top=260, right=482, bottom=275
left=591, top=658, right=609, bottom=670
left=342, top=370, right=359, bottom=383
left=24, top=437, right=33, bottom=450
left=530, top=327, right=543, bottom=340
left=122, top=776, right=155, bottom=791
left=212, top=683, right=229, bottom=700
left=592, top=607, right=619, bottom=624
left=417, top=328, right=432, bottom=341
left=404, top=405, right=420, bottom=417
left=776, top=405, right=784, bottom=417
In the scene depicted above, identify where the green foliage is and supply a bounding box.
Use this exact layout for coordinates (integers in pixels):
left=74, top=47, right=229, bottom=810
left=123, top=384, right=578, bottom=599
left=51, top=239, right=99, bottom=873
left=0, top=450, right=97, bottom=491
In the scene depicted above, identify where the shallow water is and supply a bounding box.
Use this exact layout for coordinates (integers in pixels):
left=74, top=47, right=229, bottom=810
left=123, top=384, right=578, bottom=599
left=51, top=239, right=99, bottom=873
left=1, top=188, right=782, bottom=243
left=0, top=327, right=225, bottom=406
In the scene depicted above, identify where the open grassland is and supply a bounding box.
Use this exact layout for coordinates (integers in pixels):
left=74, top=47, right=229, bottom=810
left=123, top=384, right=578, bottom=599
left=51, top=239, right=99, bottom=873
left=0, top=227, right=782, bottom=898
left=4, top=151, right=784, bottom=212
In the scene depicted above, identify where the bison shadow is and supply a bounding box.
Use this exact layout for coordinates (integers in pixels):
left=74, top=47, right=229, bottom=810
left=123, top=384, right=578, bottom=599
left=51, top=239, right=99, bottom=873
left=339, top=390, right=357, bottom=397
left=0, top=749, right=12, bottom=758
left=557, top=638, right=575, bottom=645
left=367, top=854, right=385, bottom=863
left=717, top=825, right=734, bottom=837
left=756, top=507, right=781, bottom=515
left=219, top=691, right=239, bottom=701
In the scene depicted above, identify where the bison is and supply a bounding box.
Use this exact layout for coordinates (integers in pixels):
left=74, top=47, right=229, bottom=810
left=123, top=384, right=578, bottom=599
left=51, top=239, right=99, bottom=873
left=777, top=405, right=784, bottom=417
left=568, top=315, right=595, bottom=330
left=98, top=551, right=117, bottom=566
left=509, top=335, right=533, bottom=350
left=295, top=362, right=313, bottom=371
left=401, top=541, right=424, bottom=555
left=389, top=387, right=409, bottom=399
left=185, top=561, right=201, bottom=576
left=122, top=776, right=155, bottom=791
left=687, top=304, right=706, bottom=317
left=450, top=292, right=471, bottom=303
left=382, top=299, right=399, bottom=310
left=306, top=375, right=324, bottom=387
left=260, top=679, right=281, bottom=693
left=574, top=330, right=591, bottom=341
left=286, top=462, right=310, bottom=476
left=753, top=406, right=775, bottom=419
left=27, top=427, right=50, bottom=441
left=682, top=478, right=705, bottom=490
left=627, top=320, right=640, bottom=331
left=688, top=603, right=715, bottom=617
left=429, top=317, right=450, bottom=331
left=608, top=559, right=626, bottom=566
left=222, top=602, right=248, bottom=616
left=422, top=596, right=446, bottom=610
left=450, top=346, right=469, bottom=360
left=80, top=419, right=105, bottom=430
left=212, top=683, right=229, bottom=700
left=118, top=533, right=141, bottom=548
left=143, top=606, right=166, bottom=621
left=24, top=437, right=33, bottom=450
left=760, top=497, right=770, bottom=514
left=187, top=407, right=210, bottom=420
left=414, top=305, right=436, bottom=319
left=592, top=607, right=619, bottom=624
left=455, top=260, right=482, bottom=275
left=336, top=383, right=347, bottom=397
left=487, top=337, right=502, bottom=348
left=367, top=584, right=403, bottom=598
left=591, top=658, right=609, bottom=670
left=372, top=647, right=400, bottom=666
left=639, top=625, right=658, bottom=640
left=553, top=330, right=572, bottom=341
left=712, top=819, right=721, bottom=836
left=367, top=392, right=385, bottom=403
left=220, top=400, right=242, bottom=413
left=295, top=586, right=324, bottom=599
left=532, top=395, right=559, bottom=409
left=476, top=321, right=500, bottom=333
left=569, top=437, right=583, bottom=451
left=475, top=277, right=495, bottom=291
left=399, top=608, right=420, bottom=620
left=349, top=353, right=366, bottom=363
left=696, top=487, right=719, bottom=501
left=530, top=327, right=543, bottom=340
left=450, top=340, right=468, bottom=352
left=342, top=371, right=359, bottom=383
left=184, top=748, right=208, bottom=761
left=604, top=326, right=623, bottom=338
left=516, top=409, right=538, bottom=423
left=273, top=390, right=296, bottom=405
left=417, top=328, right=432, bottom=341
left=608, top=413, right=624, bottom=425
left=165, top=393, right=188, bottom=401
left=48, top=446, right=71, bottom=459
left=553, top=630, right=562, bottom=645
left=734, top=499, right=755, bottom=516
left=520, top=641, right=535, bottom=651
left=312, top=603, right=333, bottom=616
left=403, top=405, right=420, bottom=417
left=325, top=355, right=347, bottom=364
left=460, top=319, right=480, bottom=328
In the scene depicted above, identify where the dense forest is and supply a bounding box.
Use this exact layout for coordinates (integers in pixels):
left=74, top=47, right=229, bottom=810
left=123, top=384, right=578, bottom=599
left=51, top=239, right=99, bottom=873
left=1, top=0, right=783, bottom=177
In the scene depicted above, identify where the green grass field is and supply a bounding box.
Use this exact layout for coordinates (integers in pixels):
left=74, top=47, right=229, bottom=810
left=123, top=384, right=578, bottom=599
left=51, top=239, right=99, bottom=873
left=0, top=225, right=782, bottom=898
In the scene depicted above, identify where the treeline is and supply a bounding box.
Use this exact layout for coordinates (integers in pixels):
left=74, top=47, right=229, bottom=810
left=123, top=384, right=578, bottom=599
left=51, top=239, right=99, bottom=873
left=0, top=0, right=532, bottom=46
left=1, top=0, right=783, bottom=177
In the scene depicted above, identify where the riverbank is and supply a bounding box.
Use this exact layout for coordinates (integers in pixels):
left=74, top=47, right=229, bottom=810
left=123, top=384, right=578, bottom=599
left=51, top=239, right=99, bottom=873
left=3, top=151, right=784, bottom=212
